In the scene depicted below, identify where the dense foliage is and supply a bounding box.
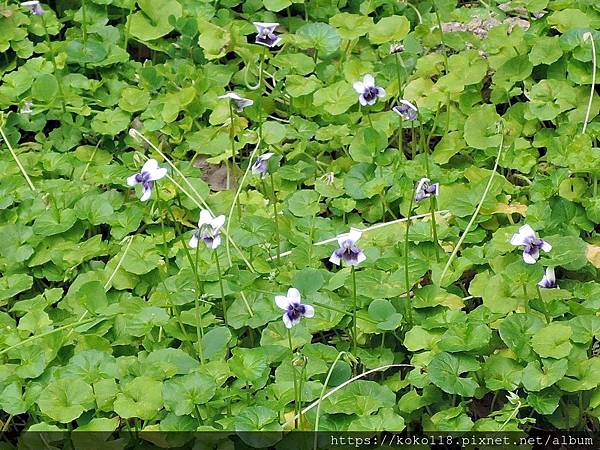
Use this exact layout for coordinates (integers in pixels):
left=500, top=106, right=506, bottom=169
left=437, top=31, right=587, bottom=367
left=1, top=0, right=600, bottom=443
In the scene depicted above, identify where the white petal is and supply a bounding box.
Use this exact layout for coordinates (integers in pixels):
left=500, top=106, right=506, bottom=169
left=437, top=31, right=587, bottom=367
left=211, top=215, right=226, bottom=231
left=275, top=295, right=291, bottom=310
left=253, top=22, right=279, bottom=29
left=523, top=252, right=536, bottom=264
left=303, top=304, right=315, bottom=318
left=400, top=99, right=417, bottom=111
left=219, top=92, right=241, bottom=100
left=337, top=234, right=349, bottom=247
left=546, top=267, right=555, bottom=283
left=358, top=95, right=367, bottom=106
left=377, top=87, right=386, bottom=98
left=198, top=209, right=213, bottom=227
left=210, top=234, right=222, bottom=249
left=261, top=152, right=274, bottom=160
left=282, top=313, right=293, bottom=328
left=189, top=234, right=199, bottom=248
left=287, top=288, right=301, bottom=303
left=416, top=177, right=430, bottom=192
left=356, top=251, right=367, bottom=265
left=353, top=81, right=365, bottom=93
left=141, top=158, right=159, bottom=174
left=510, top=232, right=527, bottom=246
left=148, top=167, right=167, bottom=181
left=363, top=74, right=375, bottom=88
left=518, top=224, right=536, bottom=239
left=127, top=174, right=139, bottom=186
left=541, top=241, right=552, bottom=252
left=329, top=252, right=341, bottom=266
left=140, top=186, right=152, bottom=202
left=347, top=227, right=362, bottom=245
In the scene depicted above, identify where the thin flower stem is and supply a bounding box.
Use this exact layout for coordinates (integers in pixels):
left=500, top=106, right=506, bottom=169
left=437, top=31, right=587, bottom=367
left=313, top=352, right=345, bottom=449
left=213, top=249, right=228, bottom=327
left=225, top=139, right=261, bottom=271
left=269, top=173, right=281, bottom=264
left=583, top=32, right=597, bottom=134
left=287, top=328, right=299, bottom=429
left=420, top=120, right=440, bottom=262
left=535, top=285, right=551, bottom=324
left=404, top=193, right=415, bottom=327
left=123, top=0, right=135, bottom=50
left=165, top=204, right=206, bottom=363
left=81, top=0, right=88, bottom=45
left=41, top=14, right=66, bottom=112
left=522, top=284, right=529, bottom=314
left=439, top=128, right=504, bottom=283
left=227, top=101, right=235, bottom=192
left=0, top=125, right=36, bottom=192
left=351, top=266, right=358, bottom=355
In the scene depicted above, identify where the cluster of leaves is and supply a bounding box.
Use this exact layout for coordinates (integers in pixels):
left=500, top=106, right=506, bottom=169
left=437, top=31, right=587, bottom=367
left=1, top=0, right=600, bottom=443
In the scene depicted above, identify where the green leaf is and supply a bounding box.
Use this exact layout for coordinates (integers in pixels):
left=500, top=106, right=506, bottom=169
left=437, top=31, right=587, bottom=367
left=229, top=348, right=269, bottom=383
left=286, top=189, right=320, bottom=217
left=263, top=0, right=291, bottom=12
left=163, top=373, right=216, bottom=416
left=31, top=74, right=58, bottom=102
left=529, top=36, right=563, bottom=66
left=531, top=323, right=573, bottom=359
left=329, top=13, right=373, bottom=40
left=296, top=23, right=340, bottom=55
left=0, top=273, right=32, bottom=304
left=522, top=359, right=568, bottom=392
left=90, top=108, right=131, bottom=136
left=368, top=16, right=410, bottom=44
left=128, top=0, right=182, bottom=41
left=202, top=326, right=232, bottom=360
left=37, top=378, right=94, bottom=423
left=482, top=355, right=523, bottom=391
left=428, top=352, right=480, bottom=396
left=463, top=105, right=502, bottom=149
left=113, top=376, right=163, bottom=420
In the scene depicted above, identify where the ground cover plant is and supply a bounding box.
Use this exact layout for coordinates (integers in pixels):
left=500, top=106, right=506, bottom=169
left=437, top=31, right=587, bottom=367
left=1, top=0, right=600, bottom=447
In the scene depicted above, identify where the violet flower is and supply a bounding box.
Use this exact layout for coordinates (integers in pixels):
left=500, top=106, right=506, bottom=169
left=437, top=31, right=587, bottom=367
left=252, top=152, right=274, bottom=178
left=329, top=228, right=366, bottom=266
left=415, top=177, right=439, bottom=202
left=21, top=101, right=33, bottom=115
left=218, top=92, right=254, bottom=112
left=353, top=74, right=386, bottom=106
left=126, top=159, right=167, bottom=202
left=275, top=288, right=314, bottom=329
left=253, top=22, right=281, bottom=48
left=189, top=209, right=226, bottom=250
left=22, top=1, right=44, bottom=15
left=538, top=267, right=558, bottom=289
left=393, top=100, right=418, bottom=121
left=510, top=224, right=552, bottom=264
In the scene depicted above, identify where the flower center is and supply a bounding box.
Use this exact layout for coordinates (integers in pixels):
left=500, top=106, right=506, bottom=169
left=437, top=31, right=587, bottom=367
left=287, top=303, right=306, bottom=320
left=363, top=86, right=379, bottom=101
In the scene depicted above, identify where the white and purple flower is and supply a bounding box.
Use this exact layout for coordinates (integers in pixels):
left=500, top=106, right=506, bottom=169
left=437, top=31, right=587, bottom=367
left=510, top=224, right=552, bottom=264
left=538, top=267, right=558, bottom=289
left=252, top=152, right=274, bottom=178
left=22, top=1, right=44, bottom=15
left=20, top=101, right=33, bottom=115
left=415, top=177, right=439, bottom=202
left=218, top=92, right=254, bottom=112
left=393, top=100, right=418, bottom=121
left=126, top=159, right=167, bottom=202
left=353, top=74, right=386, bottom=106
left=189, top=209, right=226, bottom=250
left=275, top=288, right=314, bottom=328
left=253, top=22, right=281, bottom=48
left=329, top=228, right=366, bottom=266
